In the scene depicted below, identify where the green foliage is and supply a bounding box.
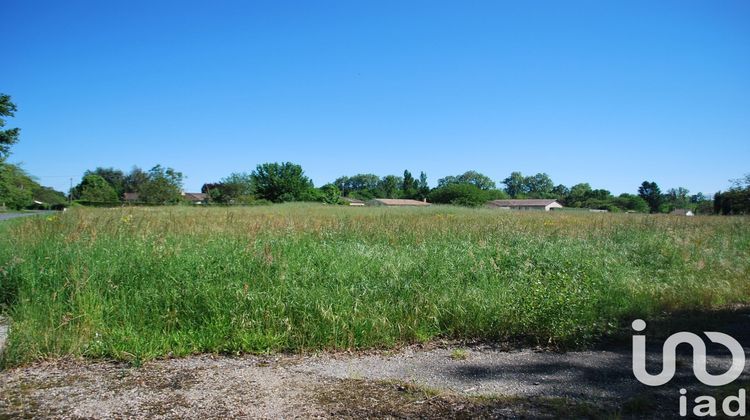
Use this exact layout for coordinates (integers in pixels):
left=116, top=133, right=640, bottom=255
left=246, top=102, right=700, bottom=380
left=0, top=163, right=33, bottom=209
left=714, top=175, right=750, bottom=215
left=124, top=167, right=149, bottom=195
left=32, top=186, right=67, bottom=207
left=335, top=174, right=380, bottom=197
left=524, top=173, right=555, bottom=198
left=438, top=170, right=496, bottom=191
left=76, top=174, right=118, bottom=202
left=429, top=183, right=503, bottom=207
left=202, top=172, right=255, bottom=204
left=1, top=206, right=748, bottom=367
left=638, top=181, right=663, bottom=213
left=251, top=162, right=313, bottom=202
left=320, top=183, right=342, bottom=204
left=501, top=171, right=554, bottom=198
left=614, top=194, right=649, bottom=213
left=417, top=171, right=430, bottom=199
left=663, top=187, right=691, bottom=212
left=401, top=170, right=418, bottom=198
left=0, top=93, right=20, bottom=160
left=85, top=168, right=126, bottom=198
left=139, top=165, right=184, bottom=204
left=377, top=175, right=402, bottom=199
left=502, top=171, right=525, bottom=197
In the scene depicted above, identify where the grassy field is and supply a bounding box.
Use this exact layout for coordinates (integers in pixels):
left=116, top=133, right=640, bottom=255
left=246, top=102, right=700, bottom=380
left=0, top=204, right=748, bottom=367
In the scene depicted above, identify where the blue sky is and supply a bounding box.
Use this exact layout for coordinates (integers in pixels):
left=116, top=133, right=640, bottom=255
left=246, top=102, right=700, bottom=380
left=4, top=0, right=749, bottom=195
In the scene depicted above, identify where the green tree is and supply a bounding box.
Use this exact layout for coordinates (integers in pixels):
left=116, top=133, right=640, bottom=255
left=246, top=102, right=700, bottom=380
left=320, top=183, right=341, bottom=204
left=0, top=164, right=33, bottom=209
left=86, top=167, right=126, bottom=199
left=638, top=181, right=663, bottom=213
left=203, top=172, right=255, bottom=204
left=566, top=183, right=592, bottom=207
left=251, top=162, right=313, bottom=202
left=714, top=174, right=750, bottom=215
left=552, top=184, right=569, bottom=200
left=524, top=173, right=554, bottom=198
left=614, top=193, right=649, bottom=213
left=502, top=171, right=525, bottom=198
left=377, top=175, right=402, bottom=198
left=429, top=183, right=507, bottom=207
left=335, top=173, right=380, bottom=198
left=124, top=167, right=149, bottom=194
left=139, top=165, right=184, bottom=204
left=401, top=170, right=418, bottom=198
left=0, top=94, right=20, bottom=161
left=33, top=186, right=67, bottom=207
left=664, top=187, right=690, bottom=211
left=76, top=174, right=118, bottom=202
left=438, top=170, right=496, bottom=191
left=417, top=171, right=430, bottom=199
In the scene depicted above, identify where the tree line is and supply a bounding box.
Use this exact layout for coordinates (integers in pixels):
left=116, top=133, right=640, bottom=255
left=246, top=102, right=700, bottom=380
left=1, top=93, right=748, bottom=214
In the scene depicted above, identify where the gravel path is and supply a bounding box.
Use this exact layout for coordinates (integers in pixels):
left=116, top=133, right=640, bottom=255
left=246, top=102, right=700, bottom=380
left=1, top=309, right=748, bottom=418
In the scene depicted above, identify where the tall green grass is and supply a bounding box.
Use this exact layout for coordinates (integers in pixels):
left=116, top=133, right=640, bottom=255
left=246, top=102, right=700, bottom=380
left=1, top=204, right=748, bottom=366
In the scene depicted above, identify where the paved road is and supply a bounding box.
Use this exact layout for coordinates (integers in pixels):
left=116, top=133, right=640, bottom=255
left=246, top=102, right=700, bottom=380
left=0, top=211, right=56, bottom=221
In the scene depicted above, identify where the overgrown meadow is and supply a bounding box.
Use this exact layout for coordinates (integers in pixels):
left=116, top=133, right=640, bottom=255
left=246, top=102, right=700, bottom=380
left=1, top=205, right=748, bottom=367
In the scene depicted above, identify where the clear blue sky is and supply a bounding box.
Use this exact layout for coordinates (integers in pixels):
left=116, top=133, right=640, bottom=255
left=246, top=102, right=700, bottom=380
left=4, top=0, right=749, bottom=195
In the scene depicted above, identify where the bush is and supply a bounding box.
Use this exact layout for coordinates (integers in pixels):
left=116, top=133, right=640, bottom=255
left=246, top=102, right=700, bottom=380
left=429, top=183, right=495, bottom=207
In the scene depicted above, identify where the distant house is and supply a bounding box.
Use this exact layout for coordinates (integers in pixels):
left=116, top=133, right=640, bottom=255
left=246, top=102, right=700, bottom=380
left=368, top=198, right=430, bottom=207
left=182, top=192, right=208, bottom=204
left=670, top=208, right=694, bottom=216
left=340, top=197, right=365, bottom=206
left=123, top=192, right=140, bottom=203
left=487, top=199, right=563, bottom=211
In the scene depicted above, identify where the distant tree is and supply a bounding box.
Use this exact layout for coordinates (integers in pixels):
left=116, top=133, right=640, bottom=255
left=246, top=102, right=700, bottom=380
left=201, top=182, right=223, bottom=203
left=320, top=183, right=341, bottom=204
left=429, top=183, right=489, bottom=207
left=664, top=187, right=690, bottom=211
left=436, top=175, right=459, bottom=187
left=333, top=176, right=350, bottom=195
left=0, top=163, right=33, bottom=209
left=401, top=170, right=418, bottom=198
left=552, top=184, right=570, bottom=201
left=638, top=181, right=663, bottom=213
left=139, top=165, right=184, bottom=204
left=251, top=162, right=313, bottom=202
left=730, top=174, right=750, bottom=190
left=566, top=183, right=593, bottom=208
left=523, top=173, right=554, bottom=198
left=438, top=170, right=496, bottom=191
left=377, top=175, right=403, bottom=198
left=695, top=200, right=714, bottom=215
left=417, top=171, right=430, bottom=200
left=76, top=174, right=119, bottom=202
left=614, top=193, right=649, bottom=213
left=124, top=167, right=149, bottom=194
left=81, top=167, right=126, bottom=199
left=690, top=192, right=707, bottom=203
left=32, top=186, right=67, bottom=206
left=0, top=94, right=20, bottom=160
left=713, top=174, right=750, bottom=215
left=203, top=172, right=255, bottom=204
left=502, top=171, right=526, bottom=198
